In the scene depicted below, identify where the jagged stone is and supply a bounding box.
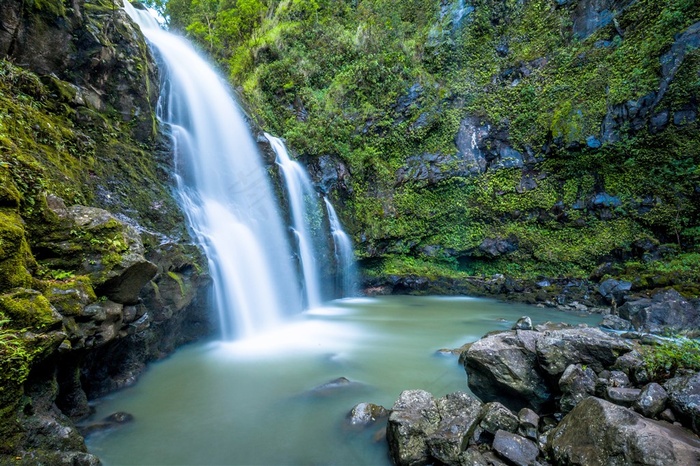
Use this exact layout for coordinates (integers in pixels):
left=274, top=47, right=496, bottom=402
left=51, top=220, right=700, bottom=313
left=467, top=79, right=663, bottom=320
left=634, top=383, right=668, bottom=418
left=517, top=408, right=539, bottom=440
left=559, top=364, right=596, bottom=413
left=548, top=397, right=700, bottom=465
left=386, top=390, right=440, bottom=466
left=492, top=430, right=539, bottom=466
left=665, top=373, right=700, bottom=435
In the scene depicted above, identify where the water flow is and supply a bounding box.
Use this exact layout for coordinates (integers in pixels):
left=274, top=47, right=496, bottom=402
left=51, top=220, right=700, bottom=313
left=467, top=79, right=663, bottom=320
left=265, top=133, right=323, bottom=308
left=123, top=2, right=302, bottom=339
left=324, top=197, right=357, bottom=297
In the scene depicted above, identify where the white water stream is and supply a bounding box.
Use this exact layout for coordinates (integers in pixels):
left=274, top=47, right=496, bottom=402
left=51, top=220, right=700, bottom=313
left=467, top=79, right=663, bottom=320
left=324, top=197, right=358, bottom=297
left=123, top=2, right=302, bottom=339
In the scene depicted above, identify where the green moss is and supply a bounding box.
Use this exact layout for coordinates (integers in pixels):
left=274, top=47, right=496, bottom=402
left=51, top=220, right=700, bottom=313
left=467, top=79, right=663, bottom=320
left=43, top=276, right=96, bottom=317
left=0, top=290, right=59, bottom=330
left=167, top=271, right=187, bottom=297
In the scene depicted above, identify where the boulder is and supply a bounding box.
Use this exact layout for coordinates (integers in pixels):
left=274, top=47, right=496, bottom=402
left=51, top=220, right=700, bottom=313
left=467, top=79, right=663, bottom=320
left=347, top=403, right=389, bottom=427
left=606, top=387, right=642, bottom=408
left=465, top=331, right=551, bottom=411
left=512, top=316, right=533, bottom=331
left=549, top=397, right=700, bottom=465
left=559, top=364, right=596, bottom=413
left=473, top=402, right=519, bottom=443
left=600, top=314, right=633, bottom=331
left=386, top=390, right=440, bottom=466
left=427, top=392, right=483, bottom=464
left=517, top=408, right=539, bottom=440
left=665, top=373, right=700, bottom=434
left=619, top=289, right=700, bottom=334
left=536, top=327, right=634, bottom=376
left=492, top=430, right=539, bottom=466
left=598, top=279, right=632, bottom=304
left=634, top=383, right=668, bottom=418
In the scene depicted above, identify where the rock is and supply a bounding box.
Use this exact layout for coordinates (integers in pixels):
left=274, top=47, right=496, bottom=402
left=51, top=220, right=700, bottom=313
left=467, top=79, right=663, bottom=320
left=597, top=279, right=632, bottom=304
left=512, top=316, right=532, bottom=330
left=427, top=392, right=483, bottom=464
left=659, top=408, right=677, bottom=423
left=606, top=387, right=642, bottom=407
left=674, top=109, right=697, bottom=125
left=454, top=116, right=490, bottom=175
left=536, top=327, right=634, bottom=376
left=600, top=314, right=633, bottom=331
left=608, top=370, right=630, bottom=388
left=348, top=403, right=389, bottom=427
left=612, top=350, right=649, bottom=385
left=386, top=390, right=440, bottom=466
left=517, top=408, right=539, bottom=440
left=619, top=289, right=700, bottom=335
left=477, top=402, right=519, bottom=437
left=492, top=430, right=540, bottom=466
left=559, top=364, right=596, bottom=413
left=665, top=373, right=700, bottom=434
left=464, top=330, right=552, bottom=411
left=634, top=383, right=668, bottom=418
left=477, top=238, right=518, bottom=258
left=308, top=377, right=362, bottom=396
left=459, top=448, right=490, bottom=465
left=548, top=397, right=700, bottom=465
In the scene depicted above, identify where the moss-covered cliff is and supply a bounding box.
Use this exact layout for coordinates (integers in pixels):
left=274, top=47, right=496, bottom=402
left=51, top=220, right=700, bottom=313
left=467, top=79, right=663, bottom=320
left=166, top=0, right=700, bottom=295
left=0, top=1, right=210, bottom=462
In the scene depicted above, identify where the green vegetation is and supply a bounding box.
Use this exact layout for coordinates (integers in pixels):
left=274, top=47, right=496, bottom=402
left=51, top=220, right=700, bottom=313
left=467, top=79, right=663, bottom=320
left=161, top=0, right=700, bottom=287
left=643, top=338, right=700, bottom=381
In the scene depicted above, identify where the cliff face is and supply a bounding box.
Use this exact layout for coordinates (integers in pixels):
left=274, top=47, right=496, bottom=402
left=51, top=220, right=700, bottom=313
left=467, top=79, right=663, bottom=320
left=170, top=0, right=700, bottom=296
left=0, top=1, right=210, bottom=463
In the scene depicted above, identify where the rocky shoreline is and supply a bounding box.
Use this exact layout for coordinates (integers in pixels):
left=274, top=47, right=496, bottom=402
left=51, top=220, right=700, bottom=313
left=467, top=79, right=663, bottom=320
left=350, top=286, right=700, bottom=465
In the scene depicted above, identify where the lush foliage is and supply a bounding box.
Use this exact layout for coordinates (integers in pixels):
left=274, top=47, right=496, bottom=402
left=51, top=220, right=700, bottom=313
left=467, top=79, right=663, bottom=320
left=643, top=338, right=700, bottom=380
left=166, top=0, right=700, bottom=286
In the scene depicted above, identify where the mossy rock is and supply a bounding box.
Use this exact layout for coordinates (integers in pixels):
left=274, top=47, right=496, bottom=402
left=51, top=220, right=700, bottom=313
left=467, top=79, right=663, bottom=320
left=43, top=276, right=97, bottom=317
left=0, top=289, right=61, bottom=330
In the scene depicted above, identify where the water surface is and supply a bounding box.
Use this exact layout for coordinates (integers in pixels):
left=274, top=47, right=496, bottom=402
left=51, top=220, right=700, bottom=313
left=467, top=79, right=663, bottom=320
left=87, top=296, right=600, bottom=465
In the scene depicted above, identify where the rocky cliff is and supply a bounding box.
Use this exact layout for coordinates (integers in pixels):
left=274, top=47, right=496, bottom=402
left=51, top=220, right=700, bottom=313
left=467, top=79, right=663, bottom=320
left=0, top=1, right=210, bottom=463
left=167, top=0, right=700, bottom=300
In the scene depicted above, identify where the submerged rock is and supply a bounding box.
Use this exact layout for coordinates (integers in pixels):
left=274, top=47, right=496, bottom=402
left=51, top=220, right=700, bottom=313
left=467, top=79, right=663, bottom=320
left=347, top=403, right=389, bottom=427
left=308, top=377, right=363, bottom=397
left=548, top=397, right=700, bottom=465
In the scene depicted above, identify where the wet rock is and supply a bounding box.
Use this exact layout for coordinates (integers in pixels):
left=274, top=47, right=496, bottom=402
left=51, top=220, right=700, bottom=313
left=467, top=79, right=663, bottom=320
left=347, top=403, right=389, bottom=427
left=619, top=289, right=700, bottom=335
left=512, top=316, right=532, bottom=330
left=536, top=327, right=634, bottom=376
left=386, top=390, right=440, bottom=466
left=492, top=430, right=539, bottom=466
left=665, top=373, right=700, bottom=434
left=559, top=364, right=596, bottom=413
left=600, top=314, right=633, bottom=331
left=459, top=448, right=490, bottom=465
left=674, top=109, right=697, bottom=125
left=548, top=397, right=700, bottom=465
left=477, top=238, right=518, bottom=258
left=606, top=387, right=642, bottom=408
left=428, top=392, right=483, bottom=464
left=104, top=412, right=134, bottom=424
left=464, top=330, right=552, bottom=411
left=597, top=278, right=632, bottom=304
left=634, top=383, right=668, bottom=418
left=308, top=377, right=363, bottom=397
left=476, top=402, right=519, bottom=437
left=612, top=350, right=649, bottom=385
left=517, top=408, right=539, bottom=440
left=454, top=116, right=490, bottom=175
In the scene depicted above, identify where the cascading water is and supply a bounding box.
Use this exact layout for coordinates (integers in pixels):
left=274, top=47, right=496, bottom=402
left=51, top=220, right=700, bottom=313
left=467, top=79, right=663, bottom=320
left=123, top=2, right=302, bottom=339
left=324, top=197, right=358, bottom=297
left=265, top=133, right=324, bottom=308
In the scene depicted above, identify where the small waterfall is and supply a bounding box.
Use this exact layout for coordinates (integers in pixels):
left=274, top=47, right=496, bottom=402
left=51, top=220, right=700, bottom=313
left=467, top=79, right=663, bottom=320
left=265, top=134, right=323, bottom=308
left=324, top=197, right=357, bottom=297
left=123, top=2, right=302, bottom=339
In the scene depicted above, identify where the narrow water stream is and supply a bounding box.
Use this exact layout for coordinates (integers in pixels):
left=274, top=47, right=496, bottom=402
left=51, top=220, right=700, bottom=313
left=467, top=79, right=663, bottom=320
left=86, top=296, right=600, bottom=465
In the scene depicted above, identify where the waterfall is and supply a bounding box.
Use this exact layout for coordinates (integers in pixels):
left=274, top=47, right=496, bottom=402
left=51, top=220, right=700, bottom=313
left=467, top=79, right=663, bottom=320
left=323, top=197, right=357, bottom=298
left=123, top=2, right=302, bottom=339
left=265, top=134, right=323, bottom=308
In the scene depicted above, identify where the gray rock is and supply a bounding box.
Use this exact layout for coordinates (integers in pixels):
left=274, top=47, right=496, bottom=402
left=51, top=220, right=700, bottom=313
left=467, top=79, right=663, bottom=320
left=492, top=430, right=540, bottom=466
left=548, top=397, right=700, bottom=465
left=348, top=402, right=389, bottom=427
left=634, top=383, right=668, bottom=418
left=606, top=387, right=642, bottom=407
left=665, top=373, right=700, bottom=435
left=536, top=327, right=634, bottom=376
left=674, top=109, right=697, bottom=125
left=512, top=316, right=533, bottom=331
left=608, top=370, right=630, bottom=388
left=477, top=238, right=517, bottom=258
left=477, top=402, right=519, bottom=437
left=308, top=377, right=362, bottom=396
left=598, top=278, right=632, bottom=304
left=465, top=330, right=552, bottom=411
left=612, top=350, right=649, bottom=385
left=428, top=392, right=483, bottom=464
left=600, top=314, right=633, bottom=331
left=517, top=408, right=539, bottom=440
left=619, top=289, right=700, bottom=334
left=454, top=116, right=490, bottom=175
left=458, top=448, right=490, bottom=465
left=559, top=364, right=596, bottom=413
left=387, top=390, right=440, bottom=466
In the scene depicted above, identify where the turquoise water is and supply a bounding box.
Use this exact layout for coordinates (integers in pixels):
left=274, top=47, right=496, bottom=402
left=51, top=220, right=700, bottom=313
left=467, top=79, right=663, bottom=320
left=86, top=296, right=600, bottom=465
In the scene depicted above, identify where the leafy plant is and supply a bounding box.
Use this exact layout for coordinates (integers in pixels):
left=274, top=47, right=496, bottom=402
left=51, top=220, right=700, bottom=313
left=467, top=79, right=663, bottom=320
left=643, top=338, right=700, bottom=381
